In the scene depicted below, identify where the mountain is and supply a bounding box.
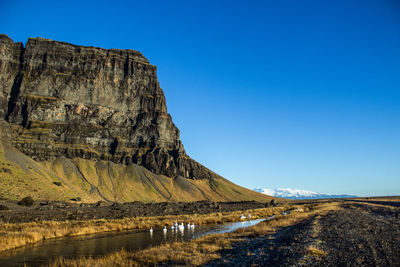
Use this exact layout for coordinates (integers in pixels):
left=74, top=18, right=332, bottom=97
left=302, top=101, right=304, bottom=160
left=0, top=34, right=272, bottom=202
left=254, top=187, right=357, bottom=200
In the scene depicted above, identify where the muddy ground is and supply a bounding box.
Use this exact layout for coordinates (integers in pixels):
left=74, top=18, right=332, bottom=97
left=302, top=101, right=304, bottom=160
left=0, top=199, right=274, bottom=223
left=205, top=201, right=400, bottom=266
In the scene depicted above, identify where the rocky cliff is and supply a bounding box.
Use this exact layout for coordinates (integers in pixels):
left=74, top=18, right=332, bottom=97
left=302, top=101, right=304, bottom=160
left=0, top=34, right=215, bottom=180
left=0, top=34, right=272, bottom=203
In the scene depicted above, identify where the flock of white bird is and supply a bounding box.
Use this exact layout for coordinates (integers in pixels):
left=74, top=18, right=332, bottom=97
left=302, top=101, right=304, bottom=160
left=148, top=211, right=304, bottom=238
left=150, top=213, right=254, bottom=234
left=149, top=220, right=196, bottom=234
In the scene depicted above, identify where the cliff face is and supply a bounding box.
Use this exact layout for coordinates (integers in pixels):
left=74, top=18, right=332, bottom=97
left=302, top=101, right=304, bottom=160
left=0, top=34, right=214, bottom=180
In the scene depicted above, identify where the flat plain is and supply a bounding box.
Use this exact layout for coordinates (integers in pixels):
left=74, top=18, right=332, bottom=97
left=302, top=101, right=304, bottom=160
left=1, top=197, right=399, bottom=266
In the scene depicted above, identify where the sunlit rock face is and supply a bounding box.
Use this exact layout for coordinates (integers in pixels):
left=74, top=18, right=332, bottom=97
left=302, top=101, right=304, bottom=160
left=0, top=34, right=215, bottom=180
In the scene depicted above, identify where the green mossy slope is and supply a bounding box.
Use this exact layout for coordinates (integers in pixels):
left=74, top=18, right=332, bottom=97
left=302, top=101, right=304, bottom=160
left=0, top=140, right=273, bottom=203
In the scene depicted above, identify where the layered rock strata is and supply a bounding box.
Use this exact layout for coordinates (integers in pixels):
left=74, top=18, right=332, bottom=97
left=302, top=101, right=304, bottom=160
left=0, top=34, right=215, bottom=180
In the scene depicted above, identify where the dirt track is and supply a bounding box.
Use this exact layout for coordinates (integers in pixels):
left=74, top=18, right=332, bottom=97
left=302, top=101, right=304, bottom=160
left=204, top=217, right=319, bottom=266
left=315, top=204, right=400, bottom=266
left=205, top=201, right=400, bottom=266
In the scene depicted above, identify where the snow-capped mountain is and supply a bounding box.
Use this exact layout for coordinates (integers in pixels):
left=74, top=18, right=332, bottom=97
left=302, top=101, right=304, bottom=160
left=254, top=187, right=357, bottom=199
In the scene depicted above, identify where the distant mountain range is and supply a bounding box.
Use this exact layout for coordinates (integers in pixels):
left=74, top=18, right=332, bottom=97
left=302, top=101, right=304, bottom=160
left=254, top=187, right=358, bottom=200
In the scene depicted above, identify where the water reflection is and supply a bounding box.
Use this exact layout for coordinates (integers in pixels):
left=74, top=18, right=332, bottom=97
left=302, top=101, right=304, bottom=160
left=0, top=219, right=263, bottom=267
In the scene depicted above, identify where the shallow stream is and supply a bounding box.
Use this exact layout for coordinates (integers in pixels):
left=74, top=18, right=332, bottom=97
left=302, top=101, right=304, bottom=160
left=0, top=218, right=264, bottom=266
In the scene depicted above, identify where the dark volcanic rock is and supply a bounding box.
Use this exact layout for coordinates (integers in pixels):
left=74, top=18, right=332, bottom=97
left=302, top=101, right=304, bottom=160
left=0, top=200, right=270, bottom=223
left=0, top=34, right=23, bottom=120
left=0, top=204, right=9, bottom=210
left=0, top=34, right=216, bottom=180
left=18, top=196, right=34, bottom=206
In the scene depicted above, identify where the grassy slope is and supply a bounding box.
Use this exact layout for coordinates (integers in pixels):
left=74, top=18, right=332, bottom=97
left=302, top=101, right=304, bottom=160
left=0, top=139, right=273, bottom=202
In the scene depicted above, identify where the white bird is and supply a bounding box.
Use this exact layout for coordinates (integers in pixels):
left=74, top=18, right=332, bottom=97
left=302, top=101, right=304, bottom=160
left=247, top=213, right=252, bottom=220
left=171, top=225, right=175, bottom=230
left=149, top=227, right=153, bottom=233
left=190, top=222, right=195, bottom=229
left=187, top=223, right=190, bottom=228
left=177, top=223, right=183, bottom=231
left=163, top=227, right=167, bottom=240
left=240, top=214, right=246, bottom=220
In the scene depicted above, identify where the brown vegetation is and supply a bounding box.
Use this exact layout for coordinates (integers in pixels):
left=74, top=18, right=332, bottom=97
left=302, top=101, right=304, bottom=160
left=354, top=196, right=400, bottom=202
left=49, top=202, right=339, bottom=266
left=0, top=205, right=290, bottom=253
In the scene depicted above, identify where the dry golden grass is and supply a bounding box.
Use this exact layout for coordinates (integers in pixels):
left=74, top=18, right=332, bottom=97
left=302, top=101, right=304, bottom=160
left=354, top=196, right=400, bottom=202
left=348, top=200, right=400, bottom=210
left=50, top=232, right=240, bottom=266
left=233, top=202, right=341, bottom=238
left=0, top=205, right=290, bottom=253
left=307, top=245, right=327, bottom=259
left=49, top=202, right=342, bottom=267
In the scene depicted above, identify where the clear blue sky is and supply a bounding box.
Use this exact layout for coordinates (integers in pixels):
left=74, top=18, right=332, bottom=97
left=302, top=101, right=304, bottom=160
left=1, top=0, right=399, bottom=196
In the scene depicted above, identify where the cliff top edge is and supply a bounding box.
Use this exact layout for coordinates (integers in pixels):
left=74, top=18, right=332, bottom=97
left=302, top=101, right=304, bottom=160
left=0, top=33, right=150, bottom=63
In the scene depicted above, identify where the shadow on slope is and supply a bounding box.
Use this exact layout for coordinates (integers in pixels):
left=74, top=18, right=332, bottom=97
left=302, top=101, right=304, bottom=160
left=0, top=139, right=272, bottom=203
